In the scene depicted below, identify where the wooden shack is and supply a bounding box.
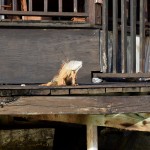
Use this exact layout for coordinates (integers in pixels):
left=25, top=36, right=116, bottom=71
left=0, top=0, right=150, bottom=149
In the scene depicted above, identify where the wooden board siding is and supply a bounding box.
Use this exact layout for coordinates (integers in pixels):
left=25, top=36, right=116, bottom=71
left=0, top=29, right=99, bottom=84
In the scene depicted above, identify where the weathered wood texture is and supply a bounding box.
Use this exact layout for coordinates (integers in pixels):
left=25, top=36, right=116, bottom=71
left=0, top=114, right=150, bottom=132
left=0, top=95, right=150, bottom=115
left=0, top=29, right=99, bottom=84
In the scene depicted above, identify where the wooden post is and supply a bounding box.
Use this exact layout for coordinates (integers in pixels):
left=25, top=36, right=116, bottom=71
left=87, top=125, right=98, bottom=150
left=59, top=0, right=62, bottom=12
left=20, top=0, right=27, bottom=20
left=0, top=0, right=5, bottom=20
left=88, top=0, right=95, bottom=24
left=12, top=0, right=17, bottom=11
left=74, top=0, right=77, bottom=12
left=44, top=0, right=48, bottom=12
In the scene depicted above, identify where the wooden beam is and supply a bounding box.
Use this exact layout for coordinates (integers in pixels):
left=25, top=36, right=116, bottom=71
left=1, top=82, right=150, bottom=89
left=0, top=95, right=150, bottom=115
left=1, top=113, right=150, bottom=132
left=87, top=125, right=98, bottom=150
left=0, top=10, right=88, bottom=17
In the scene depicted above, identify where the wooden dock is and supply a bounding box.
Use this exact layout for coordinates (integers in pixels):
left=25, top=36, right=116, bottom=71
left=0, top=83, right=150, bottom=150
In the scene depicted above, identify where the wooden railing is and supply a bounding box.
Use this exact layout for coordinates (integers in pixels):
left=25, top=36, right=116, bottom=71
left=0, top=0, right=96, bottom=23
left=100, top=0, right=148, bottom=74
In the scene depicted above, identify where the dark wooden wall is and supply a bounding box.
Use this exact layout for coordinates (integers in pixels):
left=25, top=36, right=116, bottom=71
left=0, top=28, right=99, bottom=84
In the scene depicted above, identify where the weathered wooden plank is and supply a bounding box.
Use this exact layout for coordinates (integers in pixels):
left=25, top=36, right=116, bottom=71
left=122, top=87, right=140, bottom=93
left=51, top=89, right=69, bottom=95
left=106, top=88, right=122, bottom=93
left=0, top=29, right=99, bottom=84
left=0, top=95, right=150, bottom=114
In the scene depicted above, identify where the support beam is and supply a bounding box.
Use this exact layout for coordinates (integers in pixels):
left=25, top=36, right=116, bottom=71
left=87, top=125, right=98, bottom=150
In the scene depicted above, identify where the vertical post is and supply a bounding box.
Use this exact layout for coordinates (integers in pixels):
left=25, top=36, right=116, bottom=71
left=59, top=0, right=62, bottom=12
left=44, top=0, right=48, bottom=12
left=88, top=0, right=95, bottom=24
left=87, top=125, right=98, bottom=150
left=29, top=0, right=32, bottom=11
left=121, top=0, right=127, bottom=73
left=74, top=0, right=77, bottom=12
left=130, top=0, right=136, bottom=73
left=0, top=0, right=4, bottom=20
left=101, top=0, right=108, bottom=72
left=140, top=0, right=145, bottom=73
left=12, top=0, right=17, bottom=11
left=113, top=0, right=118, bottom=73
left=95, top=1, right=102, bottom=25
left=145, top=0, right=148, bottom=22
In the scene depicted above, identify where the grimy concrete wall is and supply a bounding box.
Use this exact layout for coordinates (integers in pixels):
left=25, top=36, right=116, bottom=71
left=0, top=128, right=54, bottom=150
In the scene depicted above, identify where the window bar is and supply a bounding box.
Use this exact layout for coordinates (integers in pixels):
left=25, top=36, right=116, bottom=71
left=140, top=0, right=145, bottom=73
left=12, top=0, right=17, bottom=11
left=101, top=0, right=108, bottom=72
left=29, top=0, right=32, bottom=11
left=74, top=0, right=78, bottom=12
left=121, top=0, right=127, bottom=73
left=0, top=0, right=4, bottom=20
left=113, top=0, right=118, bottom=73
left=59, top=0, right=62, bottom=12
left=44, top=0, right=48, bottom=12
left=130, top=0, right=136, bottom=73
left=0, top=0, right=1, bottom=10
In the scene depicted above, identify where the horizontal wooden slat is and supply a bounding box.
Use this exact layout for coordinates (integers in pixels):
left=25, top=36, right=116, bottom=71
left=1, top=82, right=150, bottom=89
left=0, top=95, right=150, bottom=114
left=0, top=10, right=88, bottom=17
